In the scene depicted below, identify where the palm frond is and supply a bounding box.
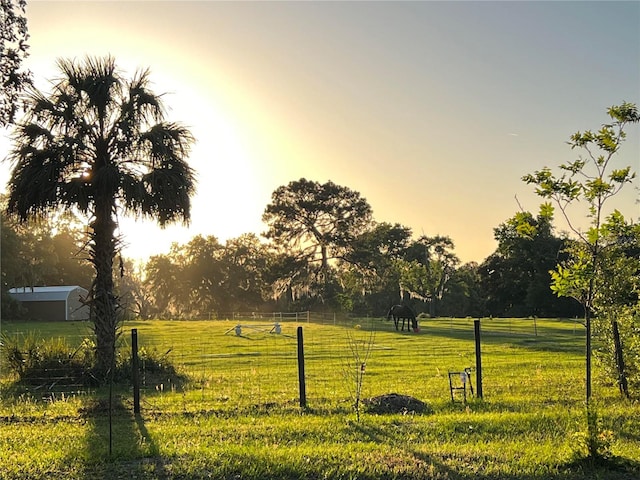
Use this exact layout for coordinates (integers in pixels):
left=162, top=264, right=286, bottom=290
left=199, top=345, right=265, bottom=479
left=128, top=67, right=165, bottom=122
left=119, top=172, right=150, bottom=212
left=6, top=55, right=195, bottom=228
left=142, top=122, right=194, bottom=163
left=6, top=149, right=63, bottom=220
left=141, top=166, right=195, bottom=225
left=56, top=56, right=121, bottom=126
left=60, top=177, right=92, bottom=213
left=14, top=122, right=53, bottom=147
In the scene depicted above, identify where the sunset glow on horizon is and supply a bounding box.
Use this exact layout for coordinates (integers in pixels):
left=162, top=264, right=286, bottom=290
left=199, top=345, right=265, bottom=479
left=1, top=1, right=638, bottom=264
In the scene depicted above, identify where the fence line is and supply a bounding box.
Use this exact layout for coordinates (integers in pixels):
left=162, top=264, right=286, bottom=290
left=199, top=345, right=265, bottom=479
left=151, top=311, right=371, bottom=325
left=1, top=317, right=586, bottom=409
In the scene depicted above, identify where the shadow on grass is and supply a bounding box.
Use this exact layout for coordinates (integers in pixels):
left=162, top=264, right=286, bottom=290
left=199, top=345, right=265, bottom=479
left=54, top=395, right=640, bottom=480
left=73, top=392, right=170, bottom=479
left=366, top=316, right=585, bottom=357
left=423, top=321, right=585, bottom=356
left=351, top=420, right=640, bottom=480
left=558, top=455, right=640, bottom=480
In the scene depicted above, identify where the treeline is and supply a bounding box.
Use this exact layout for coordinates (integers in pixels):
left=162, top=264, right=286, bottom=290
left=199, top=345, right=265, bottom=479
left=1, top=181, right=585, bottom=320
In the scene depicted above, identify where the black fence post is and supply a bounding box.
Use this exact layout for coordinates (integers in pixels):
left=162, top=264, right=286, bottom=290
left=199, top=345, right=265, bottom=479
left=132, top=329, right=140, bottom=414
left=297, top=326, right=307, bottom=408
left=612, top=320, right=629, bottom=398
left=474, top=319, right=483, bottom=399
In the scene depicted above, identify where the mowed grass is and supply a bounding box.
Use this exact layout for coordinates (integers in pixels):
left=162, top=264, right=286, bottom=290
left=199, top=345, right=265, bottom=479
left=1, top=317, right=638, bottom=479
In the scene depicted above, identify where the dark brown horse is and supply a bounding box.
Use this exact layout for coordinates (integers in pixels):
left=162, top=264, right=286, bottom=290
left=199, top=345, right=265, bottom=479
left=386, top=304, right=418, bottom=332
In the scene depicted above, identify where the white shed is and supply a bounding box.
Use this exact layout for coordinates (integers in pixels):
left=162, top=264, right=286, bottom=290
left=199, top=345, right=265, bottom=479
left=8, top=286, right=90, bottom=321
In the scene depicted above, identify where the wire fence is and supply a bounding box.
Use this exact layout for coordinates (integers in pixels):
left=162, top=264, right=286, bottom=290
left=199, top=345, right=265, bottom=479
left=1, top=315, right=587, bottom=411
left=153, top=311, right=364, bottom=325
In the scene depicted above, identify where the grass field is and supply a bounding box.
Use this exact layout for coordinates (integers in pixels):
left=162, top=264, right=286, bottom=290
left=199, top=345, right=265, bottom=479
left=1, top=317, right=638, bottom=479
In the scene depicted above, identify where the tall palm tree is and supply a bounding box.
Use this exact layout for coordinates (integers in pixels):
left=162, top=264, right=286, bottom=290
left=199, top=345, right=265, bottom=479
left=5, top=56, right=196, bottom=376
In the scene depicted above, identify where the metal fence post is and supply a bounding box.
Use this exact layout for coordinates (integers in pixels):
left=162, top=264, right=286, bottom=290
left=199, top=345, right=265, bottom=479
left=474, top=319, right=483, bottom=399
left=612, top=320, right=629, bottom=397
left=297, top=326, right=307, bottom=408
left=132, top=329, right=140, bottom=414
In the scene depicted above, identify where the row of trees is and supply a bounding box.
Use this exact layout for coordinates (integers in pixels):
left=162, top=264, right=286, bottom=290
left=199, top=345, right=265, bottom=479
left=2, top=181, right=595, bottom=322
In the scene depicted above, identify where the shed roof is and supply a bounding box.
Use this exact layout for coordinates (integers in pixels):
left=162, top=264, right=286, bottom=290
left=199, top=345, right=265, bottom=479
left=8, top=286, right=88, bottom=302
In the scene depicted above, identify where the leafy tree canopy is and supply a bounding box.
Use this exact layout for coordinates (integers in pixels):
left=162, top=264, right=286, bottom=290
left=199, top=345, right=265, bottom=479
left=0, top=0, right=32, bottom=126
left=263, top=178, right=373, bottom=271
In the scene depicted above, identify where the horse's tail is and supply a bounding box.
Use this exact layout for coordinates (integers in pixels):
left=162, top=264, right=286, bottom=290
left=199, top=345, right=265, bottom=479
left=386, top=308, right=392, bottom=321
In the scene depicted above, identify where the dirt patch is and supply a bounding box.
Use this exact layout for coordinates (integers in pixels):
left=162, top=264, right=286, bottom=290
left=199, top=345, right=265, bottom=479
left=363, top=393, right=432, bottom=414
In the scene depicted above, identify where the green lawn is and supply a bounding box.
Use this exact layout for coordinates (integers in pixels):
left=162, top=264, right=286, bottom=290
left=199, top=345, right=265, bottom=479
left=1, top=317, right=638, bottom=479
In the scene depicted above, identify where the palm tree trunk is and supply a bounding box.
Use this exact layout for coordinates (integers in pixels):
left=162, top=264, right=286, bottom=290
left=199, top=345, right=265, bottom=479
left=91, top=197, right=119, bottom=378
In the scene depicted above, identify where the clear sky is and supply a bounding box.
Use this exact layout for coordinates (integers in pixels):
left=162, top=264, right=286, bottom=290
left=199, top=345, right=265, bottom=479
left=1, top=0, right=639, bottom=264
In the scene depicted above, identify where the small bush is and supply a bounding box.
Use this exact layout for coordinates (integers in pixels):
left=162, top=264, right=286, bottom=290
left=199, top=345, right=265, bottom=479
left=1, top=333, right=96, bottom=387
left=113, top=346, right=188, bottom=388
left=1, top=333, right=187, bottom=390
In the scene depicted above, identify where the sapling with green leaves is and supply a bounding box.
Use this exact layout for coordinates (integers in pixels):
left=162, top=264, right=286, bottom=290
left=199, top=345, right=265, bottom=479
left=344, top=324, right=375, bottom=422
left=523, top=101, right=639, bottom=404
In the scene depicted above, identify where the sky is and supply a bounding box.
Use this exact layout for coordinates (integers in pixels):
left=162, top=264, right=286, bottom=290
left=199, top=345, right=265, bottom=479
left=1, top=0, right=639, bottom=264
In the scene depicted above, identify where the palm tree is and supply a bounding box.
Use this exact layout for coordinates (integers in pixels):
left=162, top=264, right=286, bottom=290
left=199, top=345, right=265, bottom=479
left=5, top=56, right=196, bottom=376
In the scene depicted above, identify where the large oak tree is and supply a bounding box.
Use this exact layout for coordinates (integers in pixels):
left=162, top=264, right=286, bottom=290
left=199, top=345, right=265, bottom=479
left=262, top=179, right=373, bottom=307
left=263, top=178, right=373, bottom=271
